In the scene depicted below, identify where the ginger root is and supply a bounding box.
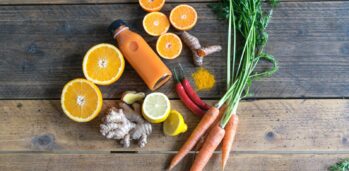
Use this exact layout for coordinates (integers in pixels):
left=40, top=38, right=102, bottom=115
left=119, top=102, right=152, bottom=148
left=180, top=31, right=222, bottom=66
left=100, top=103, right=152, bottom=148
left=121, top=91, right=145, bottom=105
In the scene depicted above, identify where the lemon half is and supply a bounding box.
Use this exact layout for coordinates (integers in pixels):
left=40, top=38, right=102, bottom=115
left=142, top=92, right=171, bottom=123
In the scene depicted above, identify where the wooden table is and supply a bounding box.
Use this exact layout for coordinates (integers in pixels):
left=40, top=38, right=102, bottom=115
left=0, top=0, right=349, bottom=170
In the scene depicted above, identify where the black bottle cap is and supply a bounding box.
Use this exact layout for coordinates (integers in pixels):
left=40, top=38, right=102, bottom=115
left=108, top=19, right=128, bottom=35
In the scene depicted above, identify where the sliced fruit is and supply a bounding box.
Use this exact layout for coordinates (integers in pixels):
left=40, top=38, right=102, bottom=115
left=143, top=12, right=170, bottom=36
left=163, top=110, right=188, bottom=136
left=61, top=78, right=103, bottom=122
left=83, top=43, right=125, bottom=85
left=142, top=92, right=171, bottom=123
left=169, top=4, right=198, bottom=31
left=139, top=0, right=165, bottom=12
left=156, top=33, right=182, bottom=59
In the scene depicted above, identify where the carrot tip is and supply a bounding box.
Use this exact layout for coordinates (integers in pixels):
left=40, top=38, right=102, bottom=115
left=221, top=162, right=226, bottom=171
left=167, top=164, right=173, bottom=170
left=167, top=162, right=176, bottom=171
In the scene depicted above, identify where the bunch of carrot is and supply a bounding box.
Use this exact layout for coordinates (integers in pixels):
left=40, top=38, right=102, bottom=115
left=168, top=83, right=238, bottom=171
left=173, top=64, right=211, bottom=117
left=168, top=0, right=279, bottom=170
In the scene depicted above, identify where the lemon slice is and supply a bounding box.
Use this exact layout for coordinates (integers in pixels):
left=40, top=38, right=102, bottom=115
left=142, top=92, right=171, bottom=123
left=163, top=110, right=188, bottom=136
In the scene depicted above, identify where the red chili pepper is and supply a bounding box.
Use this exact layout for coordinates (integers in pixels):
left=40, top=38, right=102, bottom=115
left=181, top=79, right=211, bottom=111
left=175, top=82, right=206, bottom=117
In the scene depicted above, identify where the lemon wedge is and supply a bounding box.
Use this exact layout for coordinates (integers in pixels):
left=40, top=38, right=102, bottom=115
left=163, top=110, right=187, bottom=136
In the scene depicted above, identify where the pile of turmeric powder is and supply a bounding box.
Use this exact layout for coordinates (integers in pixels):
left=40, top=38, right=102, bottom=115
left=191, top=67, right=216, bottom=91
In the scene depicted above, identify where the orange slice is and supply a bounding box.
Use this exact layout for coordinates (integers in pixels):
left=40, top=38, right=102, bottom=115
left=169, top=4, right=198, bottom=31
left=143, top=12, right=170, bottom=36
left=83, top=43, right=125, bottom=85
left=139, top=0, right=165, bottom=12
left=156, top=33, right=182, bottom=59
left=61, top=78, right=103, bottom=122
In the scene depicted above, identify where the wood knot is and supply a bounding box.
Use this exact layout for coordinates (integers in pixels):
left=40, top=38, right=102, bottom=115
left=265, top=131, right=275, bottom=141
left=297, top=28, right=307, bottom=36
left=340, top=43, right=349, bottom=55
left=26, top=43, right=44, bottom=56
left=56, top=21, right=72, bottom=34
left=342, top=137, right=348, bottom=144
left=31, top=134, right=56, bottom=150
left=27, top=43, right=38, bottom=54
left=63, top=22, right=72, bottom=33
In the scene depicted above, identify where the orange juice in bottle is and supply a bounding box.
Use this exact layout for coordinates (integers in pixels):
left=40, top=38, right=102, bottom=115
left=108, top=20, right=172, bottom=91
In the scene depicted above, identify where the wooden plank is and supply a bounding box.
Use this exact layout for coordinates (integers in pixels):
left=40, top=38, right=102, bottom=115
left=0, top=0, right=339, bottom=5
left=0, top=3, right=226, bottom=99
left=256, top=1, right=349, bottom=98
left=1, top=2, right=349, bottom=99
left=0, top=153, right=346, bottom=171
left=0, top=0, right=216, bottom=5
left=1, top=99, right=349, bottom=152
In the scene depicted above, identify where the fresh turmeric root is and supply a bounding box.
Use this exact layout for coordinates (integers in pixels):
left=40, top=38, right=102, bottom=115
left=180, top=31, right=222, bottom=66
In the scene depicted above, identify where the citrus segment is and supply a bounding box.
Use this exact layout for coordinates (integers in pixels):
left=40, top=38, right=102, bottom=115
left=156, top=33, right=182, bottom=59
left=163, top=110, right=187, bottom=136
left=61, top=78, right=103, bottom=122
left=142, top=92, right=171, bottom=123
left=139, top=0, right=165, bottom=12
left=169, top=4, right=198, bottom=31
left=83, top=43, right=125, bottom=85
left=143, top=12, right=170, bottom=36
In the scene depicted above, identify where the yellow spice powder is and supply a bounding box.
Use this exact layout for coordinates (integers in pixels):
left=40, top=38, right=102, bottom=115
left=191, top=67, right=216, bottom=91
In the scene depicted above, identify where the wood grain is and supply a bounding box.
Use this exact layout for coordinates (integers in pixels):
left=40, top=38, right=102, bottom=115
left=0, top=153, right=345, bottom=171
left=0, top=0, right=216, bottom=5
left=0, top=3, right=226, bottom=99
left=1, top=2, right=349, bottom=99
left=1, top=99, right=349, bottom=152
left=0, top=0, right=339, bottom=5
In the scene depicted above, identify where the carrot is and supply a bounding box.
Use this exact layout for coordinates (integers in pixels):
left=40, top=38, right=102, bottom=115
left=190, top=124, right=225, bottom=171
left=208, top=105, right=226, bottom=131
left=221, top=114, right=239, bottom=170
left=195, top=105, right=226, bottom=150
left=168, top=107, right=220, bottom=170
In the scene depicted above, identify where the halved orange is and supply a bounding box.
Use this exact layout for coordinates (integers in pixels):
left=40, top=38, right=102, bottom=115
left=139, top=0, right=165, bottom=12
left=61, top=78, right=103, bottom=122
left=83, top=43, right=125, bottom=85
left=169, top=4, right=198, bottom=31
left=156, top=33, right=182, bottom=59
left=143, top=12, right=170, bottom=36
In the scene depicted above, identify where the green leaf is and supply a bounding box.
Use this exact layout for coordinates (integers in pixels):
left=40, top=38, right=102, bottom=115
left=268, top=0, right=280, bottom=8
left=210, top=0, right=279, bottom=128
left=329, top=159, right=349, bottom=171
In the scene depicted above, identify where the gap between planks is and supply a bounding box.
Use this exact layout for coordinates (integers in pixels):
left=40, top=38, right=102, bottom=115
left=0, top=0, right=340, bottom=6
left=2, top=97, right=348, bottom=101
left=1, top=150, right=349, bottom=155
left=0, top=153, right=346, bottom=171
